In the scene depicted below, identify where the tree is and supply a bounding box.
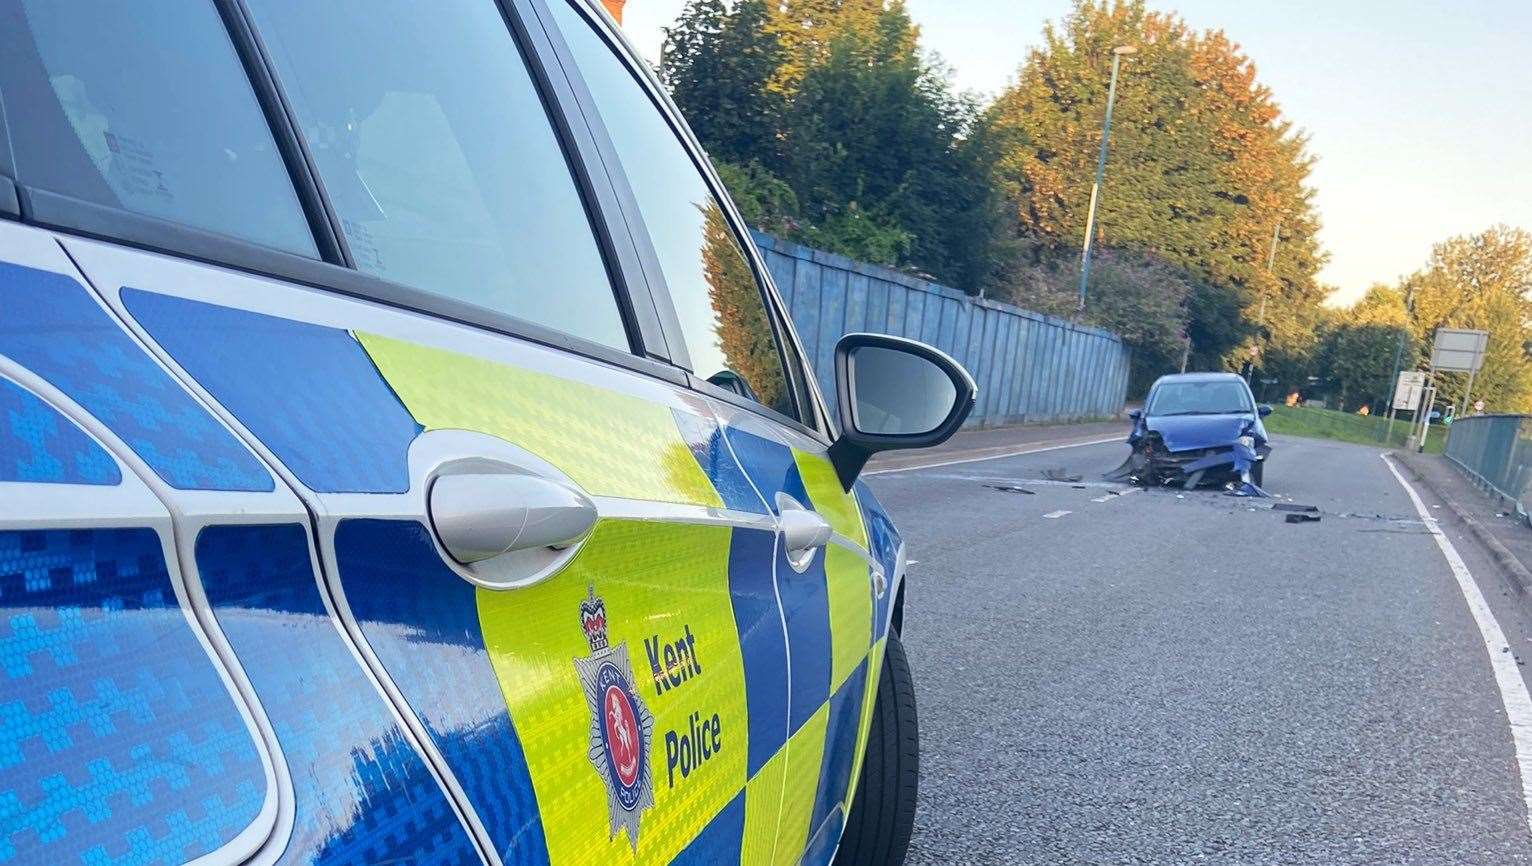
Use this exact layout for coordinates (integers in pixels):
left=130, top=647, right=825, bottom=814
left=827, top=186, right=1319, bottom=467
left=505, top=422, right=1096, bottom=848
left=1403, top=226, right=1532, bottom=412
left=700, top=200, right=788, bottom=410
left=979, top=0, right=1323, bottom=370
left=1319, top=286, right=1412, bottom=411
left=663, top=0, right=991, bottom=283
left=780, top=1, right=985, bottom=281
left=662, top=0, right=786, bottom=169
left=766, top=0, right=894, bottom=95
left=713, top=159, right=800, bottom=237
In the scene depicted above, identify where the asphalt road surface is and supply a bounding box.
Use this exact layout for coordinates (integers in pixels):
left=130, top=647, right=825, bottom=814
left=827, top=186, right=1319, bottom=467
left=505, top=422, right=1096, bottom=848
left=867, top=433, right=1532, bottom=865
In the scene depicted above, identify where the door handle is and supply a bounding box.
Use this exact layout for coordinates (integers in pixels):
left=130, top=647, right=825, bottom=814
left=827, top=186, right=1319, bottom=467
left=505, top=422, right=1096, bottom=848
left=776, top=492, right=832, bottom=572
left=779, top=509, right=832, bottom=555
left=429, top=473, right=597, bottom=565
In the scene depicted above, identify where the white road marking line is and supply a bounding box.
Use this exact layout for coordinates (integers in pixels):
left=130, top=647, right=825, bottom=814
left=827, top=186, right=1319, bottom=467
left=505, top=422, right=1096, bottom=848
left=1383, top=453, right=1532, bottom=835
left=865, top=435, right=1124, bottom=476
left=1042, top=510, right=1072, bottom=519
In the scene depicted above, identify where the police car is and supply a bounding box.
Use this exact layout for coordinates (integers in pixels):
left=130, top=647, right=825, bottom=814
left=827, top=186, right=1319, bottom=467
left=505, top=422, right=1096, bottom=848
left=0, top=1, right=975, bottom=864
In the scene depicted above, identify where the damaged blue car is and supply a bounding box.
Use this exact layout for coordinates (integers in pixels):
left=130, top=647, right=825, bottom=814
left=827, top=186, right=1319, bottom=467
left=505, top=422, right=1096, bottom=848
left=1106, top=372, right=1273, bottom=493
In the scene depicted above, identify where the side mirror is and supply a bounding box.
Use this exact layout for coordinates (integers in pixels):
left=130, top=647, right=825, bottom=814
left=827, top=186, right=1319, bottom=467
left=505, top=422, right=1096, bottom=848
left=827, top=333, right=976, bottom=489
left=1128, top=408, right=1143, bottom=421
left=1257, top=404, right=1273, bottom=417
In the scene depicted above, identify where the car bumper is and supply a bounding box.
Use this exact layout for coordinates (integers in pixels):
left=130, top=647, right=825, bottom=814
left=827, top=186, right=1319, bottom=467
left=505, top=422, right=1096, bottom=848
left=1109, top=439, right=1268, bottom=490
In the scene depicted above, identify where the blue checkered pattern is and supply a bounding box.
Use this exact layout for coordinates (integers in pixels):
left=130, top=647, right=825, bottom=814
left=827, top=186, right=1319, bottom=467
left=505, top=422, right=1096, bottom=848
left=728, top=528, right=790, bottom=776
left=721, top=427, right=810, bottom=515
left=853, top=480, right=901, bottom=641
left=674, top=411, right=768, bottom=514
left=799, top=809, right=844, bottom=866
left=0, top=378, right=119, bottom=486
left=121, top=290, right=422, bottom=494
left=720, top=428, right=833, bottom=735
left=0, top=262, right=272, bottom=492
left=810, top=659, right=867, bottom=835
left=334, top=519, right=550, bottom=866
left=194, top=523, right=480, bottom=866
left=671, top=791, right=745, bottom=865
left=0, top=528, right=268, bottom=864
left=777, top=541, right=832, bottom=736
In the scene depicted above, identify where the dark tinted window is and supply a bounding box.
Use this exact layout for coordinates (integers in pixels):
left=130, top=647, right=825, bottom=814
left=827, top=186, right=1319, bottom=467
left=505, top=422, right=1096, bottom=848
left=548, top=0, right=797, bottom=418
left=245, top=0, right=629, bottom=351
left=0, top=0, right=316, bottom=256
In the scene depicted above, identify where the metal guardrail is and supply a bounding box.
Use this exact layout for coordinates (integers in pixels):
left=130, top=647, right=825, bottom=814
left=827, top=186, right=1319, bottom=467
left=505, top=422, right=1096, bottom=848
left=1443, top=415, right=1532, bottom=521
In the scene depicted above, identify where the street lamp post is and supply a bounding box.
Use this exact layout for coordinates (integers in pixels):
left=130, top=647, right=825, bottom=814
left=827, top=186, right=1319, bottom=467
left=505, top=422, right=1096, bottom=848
left=1250, top=209, right=1289, bottom=399
left=1257, top=211, right=1287, bottom=327
left=1077, top=45, right=1136, bottom=313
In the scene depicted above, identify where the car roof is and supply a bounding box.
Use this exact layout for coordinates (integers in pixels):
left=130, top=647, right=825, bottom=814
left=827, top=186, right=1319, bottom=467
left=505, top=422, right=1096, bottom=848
left=1151, top=372, right=1247, bottom=386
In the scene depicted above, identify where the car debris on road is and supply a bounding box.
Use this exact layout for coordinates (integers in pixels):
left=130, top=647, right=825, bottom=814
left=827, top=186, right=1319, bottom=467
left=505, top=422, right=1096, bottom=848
left=985, top=483, right=1036, bottom=495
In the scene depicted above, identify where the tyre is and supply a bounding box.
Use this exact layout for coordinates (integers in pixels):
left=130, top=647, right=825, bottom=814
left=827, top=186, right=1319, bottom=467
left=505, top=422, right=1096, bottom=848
left=1252, top=458, right=1265, bottom=487
left=834, top=632, right=919, bottom=866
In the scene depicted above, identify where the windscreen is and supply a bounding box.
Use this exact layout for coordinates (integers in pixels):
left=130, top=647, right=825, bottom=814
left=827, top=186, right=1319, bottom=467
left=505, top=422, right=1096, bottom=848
left=1147, top=380, right=1252, bottom=416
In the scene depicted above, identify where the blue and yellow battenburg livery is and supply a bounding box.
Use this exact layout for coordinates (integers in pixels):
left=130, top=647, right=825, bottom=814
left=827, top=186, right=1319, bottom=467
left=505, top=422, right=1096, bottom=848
left=0, top=251, right=903, bottom=866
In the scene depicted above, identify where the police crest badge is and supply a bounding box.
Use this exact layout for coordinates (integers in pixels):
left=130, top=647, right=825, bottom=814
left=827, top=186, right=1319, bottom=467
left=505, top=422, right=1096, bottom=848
left=574, top=585, right=655, bottom=848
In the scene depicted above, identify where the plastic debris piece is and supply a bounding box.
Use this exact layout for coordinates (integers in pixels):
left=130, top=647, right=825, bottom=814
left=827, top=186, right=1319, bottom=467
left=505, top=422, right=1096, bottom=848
left=985, top=484, right=1035, bottom=495
left=1225, top=479, right=1271, bottom=498
left=1273, top=503, right=1320, bottom=513
left=1284, top=513, right=1321, bottom=524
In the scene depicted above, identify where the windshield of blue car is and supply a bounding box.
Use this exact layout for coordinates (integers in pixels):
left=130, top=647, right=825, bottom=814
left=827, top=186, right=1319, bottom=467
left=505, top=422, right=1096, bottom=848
left=1148, top=381, right=1253, bottom=416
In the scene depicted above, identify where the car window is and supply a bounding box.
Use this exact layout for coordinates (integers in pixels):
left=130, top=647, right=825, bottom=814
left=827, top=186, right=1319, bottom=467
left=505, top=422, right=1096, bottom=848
left=244, top=0, right=629, bottom=351
left=1148, top=380, right=1253, bottom=416
left=547, top=0, right=797, bottom=419
left=0, top=0, right=317, bottom=257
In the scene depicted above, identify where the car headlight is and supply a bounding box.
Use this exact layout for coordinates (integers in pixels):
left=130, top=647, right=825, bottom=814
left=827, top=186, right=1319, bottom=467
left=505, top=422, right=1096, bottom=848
left=1237, top=434, right=1256, bottom=450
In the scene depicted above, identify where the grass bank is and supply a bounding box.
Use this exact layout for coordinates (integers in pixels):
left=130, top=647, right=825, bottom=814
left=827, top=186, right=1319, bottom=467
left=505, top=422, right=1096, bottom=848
left=1264, top=404, right=1446, bottom=453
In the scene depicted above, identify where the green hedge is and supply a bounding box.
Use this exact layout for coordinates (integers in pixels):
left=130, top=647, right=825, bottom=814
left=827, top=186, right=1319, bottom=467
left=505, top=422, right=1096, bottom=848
left=1263, top=405, right=1446, bottom=453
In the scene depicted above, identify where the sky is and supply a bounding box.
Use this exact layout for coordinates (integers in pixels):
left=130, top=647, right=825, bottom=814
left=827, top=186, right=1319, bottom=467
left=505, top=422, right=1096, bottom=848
left=621, top=0, right=1532, bottom=306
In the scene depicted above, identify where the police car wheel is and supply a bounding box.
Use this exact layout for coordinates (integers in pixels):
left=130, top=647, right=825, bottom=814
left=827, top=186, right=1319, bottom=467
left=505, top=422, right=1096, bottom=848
left=834, top=632, right=919, bottom=866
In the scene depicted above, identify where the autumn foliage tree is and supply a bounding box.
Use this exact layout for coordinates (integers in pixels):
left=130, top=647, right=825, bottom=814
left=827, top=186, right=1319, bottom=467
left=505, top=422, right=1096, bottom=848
left=978, top=0, right=1324, bottom=381
left=699, top=199, right=788, bottom=410
left=659, top=0, right=1532, bottom=409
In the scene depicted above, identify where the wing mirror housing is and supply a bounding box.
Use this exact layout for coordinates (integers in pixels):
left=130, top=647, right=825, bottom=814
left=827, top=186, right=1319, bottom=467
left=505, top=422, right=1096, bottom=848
left=1257, top=404, right=1274, bottom=417
left=827, top=333, right=976, bottom=489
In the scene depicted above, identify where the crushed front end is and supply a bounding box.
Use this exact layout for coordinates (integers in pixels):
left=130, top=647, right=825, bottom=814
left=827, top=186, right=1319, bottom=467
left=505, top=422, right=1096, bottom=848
left=1106, top=427, right=1270, bottom=495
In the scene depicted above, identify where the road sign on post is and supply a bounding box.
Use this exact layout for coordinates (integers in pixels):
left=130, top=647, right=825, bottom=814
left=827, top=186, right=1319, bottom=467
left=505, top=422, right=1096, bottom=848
left=1431, top=328, right=1488, bottom=372
left=1431, top=328, right=1489, bottom=415
left=1392, top=371, right=1426, bottom=411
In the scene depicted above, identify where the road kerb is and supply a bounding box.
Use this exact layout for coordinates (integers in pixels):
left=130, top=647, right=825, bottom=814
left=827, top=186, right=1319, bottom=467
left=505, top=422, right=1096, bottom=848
left=1393, top=450, right=1532, bottom=597
left=1383, top=452, right=1532, bottom=837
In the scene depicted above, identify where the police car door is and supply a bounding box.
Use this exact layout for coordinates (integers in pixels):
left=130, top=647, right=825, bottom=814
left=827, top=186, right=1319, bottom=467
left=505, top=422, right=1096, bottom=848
left=50, top=0, right=781, bottom=864
left=533, top=2, right=883, bottom=863
left=0, top=225, right=291, bottom=866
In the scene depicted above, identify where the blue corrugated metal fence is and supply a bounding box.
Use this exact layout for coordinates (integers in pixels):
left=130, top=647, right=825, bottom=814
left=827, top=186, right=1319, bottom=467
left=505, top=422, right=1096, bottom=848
left=754, top=231, right=1131, bottom=427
